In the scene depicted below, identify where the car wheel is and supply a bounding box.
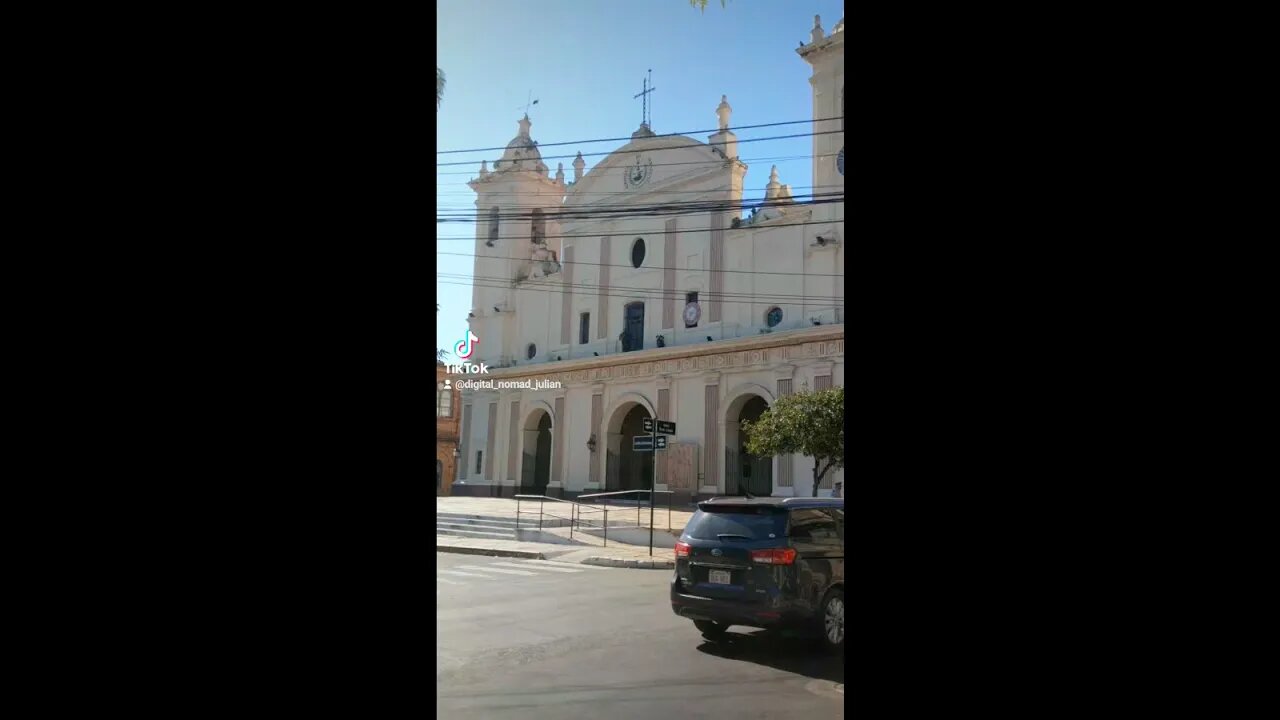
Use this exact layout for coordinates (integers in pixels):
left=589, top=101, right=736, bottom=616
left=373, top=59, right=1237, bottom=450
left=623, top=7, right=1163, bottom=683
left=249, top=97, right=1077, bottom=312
left=818, top=588, right=844, bottom=652
left=694, top=620, right=728, bottom=639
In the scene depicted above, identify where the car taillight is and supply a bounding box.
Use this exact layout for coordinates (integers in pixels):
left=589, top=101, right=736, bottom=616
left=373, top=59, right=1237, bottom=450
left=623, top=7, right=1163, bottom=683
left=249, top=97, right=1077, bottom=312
left=750, top=548, right=797, bottom=565
left=675, top=541, right=691, bottom=558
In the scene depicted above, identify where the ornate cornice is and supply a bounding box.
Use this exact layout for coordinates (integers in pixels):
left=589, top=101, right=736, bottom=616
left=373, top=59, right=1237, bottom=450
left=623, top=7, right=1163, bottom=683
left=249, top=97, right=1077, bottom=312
left=480, top=325, right=844, bottom=385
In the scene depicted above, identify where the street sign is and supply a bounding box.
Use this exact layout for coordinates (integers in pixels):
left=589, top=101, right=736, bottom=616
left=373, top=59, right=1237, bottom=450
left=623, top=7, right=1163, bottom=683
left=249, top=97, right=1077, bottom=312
left=632, top=436, right=654, bottom=452
left=656, top=420, right=676, bottom=435
left=655, top=435, right=668, bottom=449
left=642, top=417, right=654, bottom=433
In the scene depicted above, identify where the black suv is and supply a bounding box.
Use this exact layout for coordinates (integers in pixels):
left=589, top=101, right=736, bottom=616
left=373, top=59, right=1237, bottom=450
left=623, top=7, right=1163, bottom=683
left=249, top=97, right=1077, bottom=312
left=670, top=497, right=844, bottom=651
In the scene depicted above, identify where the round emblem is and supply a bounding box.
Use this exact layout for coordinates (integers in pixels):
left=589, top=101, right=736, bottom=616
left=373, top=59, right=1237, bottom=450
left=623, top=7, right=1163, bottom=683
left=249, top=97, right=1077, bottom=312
left=683, top=302, right=701, bottom=327
left=837, top=147, right=844, bottom=176
left=624, top=156, right=653, bottom=188
left=711, top=548, right=723, bottom=557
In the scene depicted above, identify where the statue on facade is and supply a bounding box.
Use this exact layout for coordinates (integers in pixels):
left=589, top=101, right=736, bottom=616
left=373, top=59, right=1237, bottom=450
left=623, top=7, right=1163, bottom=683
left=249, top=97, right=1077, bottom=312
left=525, top=237, right=560, bottom=279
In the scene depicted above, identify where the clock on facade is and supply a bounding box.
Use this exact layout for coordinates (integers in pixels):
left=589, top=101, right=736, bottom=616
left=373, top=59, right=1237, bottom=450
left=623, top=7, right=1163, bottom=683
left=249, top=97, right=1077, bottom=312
left=837, top=147, right=844, bottom=176
left=683, top=302, right=701, bottom=327
left=624, top=156, right=653, bottom=189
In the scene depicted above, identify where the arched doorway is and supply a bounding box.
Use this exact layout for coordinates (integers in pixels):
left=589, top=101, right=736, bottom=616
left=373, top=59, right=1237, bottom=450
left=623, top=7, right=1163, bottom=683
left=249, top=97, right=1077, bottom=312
left=605, top=401, right=654, bottom=492
left=520, top=409, right=553, bottom=495
left=725, top=393, right=774, bottom=496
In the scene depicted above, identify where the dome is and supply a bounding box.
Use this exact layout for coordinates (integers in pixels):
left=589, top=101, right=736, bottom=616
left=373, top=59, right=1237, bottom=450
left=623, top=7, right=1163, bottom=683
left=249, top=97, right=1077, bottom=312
left=495, top=114, right=548, bottom=173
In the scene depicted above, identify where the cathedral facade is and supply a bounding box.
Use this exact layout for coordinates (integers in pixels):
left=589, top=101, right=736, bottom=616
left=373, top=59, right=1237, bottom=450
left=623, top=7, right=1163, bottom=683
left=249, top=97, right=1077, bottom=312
left=451, top=16, right=844, bottom=503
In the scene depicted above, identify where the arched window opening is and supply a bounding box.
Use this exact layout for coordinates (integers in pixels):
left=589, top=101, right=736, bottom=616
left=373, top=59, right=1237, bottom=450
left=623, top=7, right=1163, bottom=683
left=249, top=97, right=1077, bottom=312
left=488, top=207, right=500, bottom=246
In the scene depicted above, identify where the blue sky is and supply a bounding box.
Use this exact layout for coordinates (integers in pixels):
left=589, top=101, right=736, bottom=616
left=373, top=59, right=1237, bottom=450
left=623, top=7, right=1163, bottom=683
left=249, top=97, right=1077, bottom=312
left=436, top=0, right=844, bottom=360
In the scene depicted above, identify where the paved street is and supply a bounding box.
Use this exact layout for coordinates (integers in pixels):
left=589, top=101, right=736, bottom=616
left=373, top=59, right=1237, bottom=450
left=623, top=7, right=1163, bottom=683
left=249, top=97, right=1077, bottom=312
left=437, top=552, right=844, bottom=719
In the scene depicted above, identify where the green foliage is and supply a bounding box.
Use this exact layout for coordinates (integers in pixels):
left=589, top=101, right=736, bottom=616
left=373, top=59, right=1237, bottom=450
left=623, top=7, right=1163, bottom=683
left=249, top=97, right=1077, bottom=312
left=742, top=387, right=844, bottom=497
left=689, top=0, right=729, bottom=12
left=437, top=67, right=445, bottom=110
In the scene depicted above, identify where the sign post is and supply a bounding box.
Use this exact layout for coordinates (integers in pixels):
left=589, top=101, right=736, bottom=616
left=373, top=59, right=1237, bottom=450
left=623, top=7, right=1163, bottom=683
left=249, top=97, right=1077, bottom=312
left=650, top=416, right=658, bottom=556
left=647, top=418, right=678, bottom=556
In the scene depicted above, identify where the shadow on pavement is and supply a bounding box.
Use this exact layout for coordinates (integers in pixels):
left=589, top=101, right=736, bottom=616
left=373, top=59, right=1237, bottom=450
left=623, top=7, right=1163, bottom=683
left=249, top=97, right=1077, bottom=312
left=695, top=629, right=844, bottom=684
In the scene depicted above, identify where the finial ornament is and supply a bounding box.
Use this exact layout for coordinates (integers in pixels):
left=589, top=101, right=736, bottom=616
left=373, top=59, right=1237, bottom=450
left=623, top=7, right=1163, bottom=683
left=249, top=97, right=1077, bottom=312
left=716, top=95, right=732, bottom=131
left=811, top=15, right=824, bottom=44
left=765, top=165, right=782, bottom=200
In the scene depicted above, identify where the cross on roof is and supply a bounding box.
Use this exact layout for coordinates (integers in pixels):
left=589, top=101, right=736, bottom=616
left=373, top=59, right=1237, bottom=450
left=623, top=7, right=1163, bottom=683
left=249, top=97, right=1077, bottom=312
left=516, top=90, right=539, bottom=116
left=633, top=69, right=656, bottom=128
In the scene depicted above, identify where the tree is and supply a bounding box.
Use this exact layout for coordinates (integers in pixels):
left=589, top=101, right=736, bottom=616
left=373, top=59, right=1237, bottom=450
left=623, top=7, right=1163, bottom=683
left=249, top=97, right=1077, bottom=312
left=742, top=387, right=844, bottom=497
left=437, top=67, right=445, bottom=110
left=689, top=0, right=729, bottom=12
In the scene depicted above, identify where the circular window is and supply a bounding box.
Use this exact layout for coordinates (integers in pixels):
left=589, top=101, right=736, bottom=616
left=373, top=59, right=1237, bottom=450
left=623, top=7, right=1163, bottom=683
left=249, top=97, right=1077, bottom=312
left=766, top=307, right=783, bottom=328
left=631, top=238, right=646, bottom=268
left=527, top=343, right=537, bottom=359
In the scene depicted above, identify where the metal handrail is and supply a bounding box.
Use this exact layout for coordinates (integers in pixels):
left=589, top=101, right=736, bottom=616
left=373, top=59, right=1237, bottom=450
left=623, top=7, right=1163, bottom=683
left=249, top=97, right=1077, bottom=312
left=514, top=494, right=608, bottom=546
left=576, top=489, right=674, bottom=499
left=575, top=489, right=674, bottom=537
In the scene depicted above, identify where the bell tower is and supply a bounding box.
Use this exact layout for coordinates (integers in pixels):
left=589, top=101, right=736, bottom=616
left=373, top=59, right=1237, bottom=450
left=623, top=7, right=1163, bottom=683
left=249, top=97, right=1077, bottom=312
left=798, top=15, right=844, bottom=213
left=466, top=114, right=565, bottom=366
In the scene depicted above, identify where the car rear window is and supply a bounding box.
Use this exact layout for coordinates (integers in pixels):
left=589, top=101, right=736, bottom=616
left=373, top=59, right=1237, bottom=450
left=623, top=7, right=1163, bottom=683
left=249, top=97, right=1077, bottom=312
left=685, top=507, right=787, bottom=541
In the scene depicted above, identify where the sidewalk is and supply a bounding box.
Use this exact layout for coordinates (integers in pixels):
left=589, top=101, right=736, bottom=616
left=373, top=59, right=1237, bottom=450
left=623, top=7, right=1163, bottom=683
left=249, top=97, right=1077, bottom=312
left=436, top=535, right=675, bottom=569
left=437, top=495, right=695, bottom=533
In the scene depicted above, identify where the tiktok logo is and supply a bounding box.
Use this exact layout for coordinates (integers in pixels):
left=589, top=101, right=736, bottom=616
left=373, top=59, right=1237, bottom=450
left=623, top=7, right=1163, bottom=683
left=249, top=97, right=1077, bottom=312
left=454, top=330, right=479, bottom=360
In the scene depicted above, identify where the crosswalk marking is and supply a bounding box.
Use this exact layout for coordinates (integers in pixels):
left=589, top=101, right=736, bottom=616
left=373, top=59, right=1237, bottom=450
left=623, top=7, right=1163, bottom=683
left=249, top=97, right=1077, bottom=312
left=534, top=560, right=617, bottom=571
left=455, top=564, right=537, bottom=576
left=491, top=561, right=582, bottom=573
left=440, top=569, right=490, bottom=578
left=436, top=559, right=623, bottom=588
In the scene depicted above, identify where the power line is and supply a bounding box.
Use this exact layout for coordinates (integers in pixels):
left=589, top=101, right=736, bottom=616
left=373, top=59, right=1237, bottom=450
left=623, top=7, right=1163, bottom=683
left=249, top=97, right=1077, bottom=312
left=435, top=216, right=842, bottom=242
left=433, top=250, right=845, bottom=277
left=438, top=197, right=842, bottom=223
left=436, top=129, right=845, bottom=167
left=453, top=264, right=846, bottom=295
left=434, top=182, right=845, bottom=198
left=436, top=115, right=844, bottom=155
left=442, top=278, right=846, bottom=304
left=433, top=152, right=831, bottom=178
left=448, top=271, right=844, bottom=302
left=438, top=194, right=844, bottom=223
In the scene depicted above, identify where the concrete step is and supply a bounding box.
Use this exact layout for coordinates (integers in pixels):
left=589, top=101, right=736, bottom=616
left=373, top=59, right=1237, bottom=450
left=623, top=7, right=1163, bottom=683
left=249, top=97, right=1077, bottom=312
left=436, top=527, right=515, bottom=540
left=436, top=521, right=523, bottom=535
left=434, top=526, right=595, bottom=547
left=435, top=512, right=658, bottom=532
left=436, top=513, right=574, bottom=529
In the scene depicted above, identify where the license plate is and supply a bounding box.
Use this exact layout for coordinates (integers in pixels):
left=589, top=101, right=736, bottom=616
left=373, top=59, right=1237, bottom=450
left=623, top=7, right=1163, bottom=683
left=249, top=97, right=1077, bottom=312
left=708, top=569, right=732, bottom=585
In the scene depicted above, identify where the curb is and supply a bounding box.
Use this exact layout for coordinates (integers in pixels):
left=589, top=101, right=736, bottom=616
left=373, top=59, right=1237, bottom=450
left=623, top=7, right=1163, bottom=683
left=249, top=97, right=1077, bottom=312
left=581, top=556, right=674, bottom=569
left=435, top=545, right=545, bottom=560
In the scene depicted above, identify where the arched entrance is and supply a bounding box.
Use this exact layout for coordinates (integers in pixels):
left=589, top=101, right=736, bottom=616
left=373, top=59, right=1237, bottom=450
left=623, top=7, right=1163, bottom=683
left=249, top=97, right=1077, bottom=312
left=725, top=393, right=774, bottom=496
left=520, top=409, right=553, bottom=495
left=605, top=401, right=654, bottom=492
